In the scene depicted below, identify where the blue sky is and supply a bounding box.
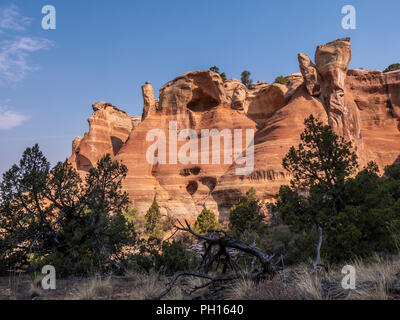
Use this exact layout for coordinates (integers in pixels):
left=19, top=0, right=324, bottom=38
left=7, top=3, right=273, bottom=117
left=0, top=0, right=399, bottom=174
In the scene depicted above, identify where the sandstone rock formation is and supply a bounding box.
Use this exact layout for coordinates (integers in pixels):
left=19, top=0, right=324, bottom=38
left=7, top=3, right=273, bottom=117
left=141, top=82, right=157, bottom=120
left=298, top=53, right=320, bottom=96
left=69, top=38, right=400, bottom=222
left=69, top=101, right=136, bottom=172
left=224, top=79, right=248, bottom=111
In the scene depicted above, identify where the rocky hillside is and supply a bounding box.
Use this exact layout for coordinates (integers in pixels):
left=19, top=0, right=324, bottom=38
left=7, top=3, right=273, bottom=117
left=69, top=38, right=400, bottom=221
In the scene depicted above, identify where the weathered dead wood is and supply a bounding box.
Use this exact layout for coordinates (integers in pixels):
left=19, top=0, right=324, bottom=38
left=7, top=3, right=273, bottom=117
left=154, top=219, right=281, bottom=299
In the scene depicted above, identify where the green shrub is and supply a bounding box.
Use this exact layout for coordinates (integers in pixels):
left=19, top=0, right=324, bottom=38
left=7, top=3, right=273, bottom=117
left=125, top=208, right=146, bottom=237
left=383, top=63, right=400, bottom=73
left=145, top=200, right=164, bottom=239
left=241, top=70, right=252, bottom=87
left=129, top=239, right=197, bottom=275
left=209, top=66, right=227, bottom=81
left=274, top=75, right=286, bottom=84
left=193, top=208, right=220, bottom=235
left=229, top=188, right=265, bottom=238
left=158, top=241, right=197, bottom=275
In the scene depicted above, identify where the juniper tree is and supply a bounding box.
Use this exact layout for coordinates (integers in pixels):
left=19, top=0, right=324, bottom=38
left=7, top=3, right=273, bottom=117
left=0, top=145, right=135, bottom=275
left=241, top=70, right=252, bottom=87
left=273, top=115, right=400, bottom=265
left=276, top=115, right=358, bottom=268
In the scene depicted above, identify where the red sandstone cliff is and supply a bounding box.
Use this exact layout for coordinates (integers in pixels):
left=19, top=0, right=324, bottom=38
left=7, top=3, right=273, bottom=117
left=69, top=38, right=400, bottom=221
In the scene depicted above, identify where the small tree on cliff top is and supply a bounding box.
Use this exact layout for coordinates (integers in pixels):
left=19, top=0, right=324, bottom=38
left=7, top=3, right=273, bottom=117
left=274, top=75, right=286, bottom=84
left=241, top=70, right=252, bottom=88
left=209, top=66, right=227, bottom=81
left=383, top=63, right=400, bottom=73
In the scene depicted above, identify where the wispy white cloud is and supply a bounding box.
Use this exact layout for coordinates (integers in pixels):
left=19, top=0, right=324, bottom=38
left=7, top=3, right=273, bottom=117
left=0, top=37, right=54, bottom=84
left=0, top=105, right=28, bottom=130
left=0, top=5, right=53, bottom=85
left=0, top=4, right=32, bottom=32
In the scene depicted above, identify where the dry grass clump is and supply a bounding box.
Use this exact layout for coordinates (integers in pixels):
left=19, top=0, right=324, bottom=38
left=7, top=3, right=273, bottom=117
left=3, top=254, right=400, bottom=300
left=73, top=277, right=113, bottom=300
left=28, top=273, right=44, bottom=298
left=224, top=278, right=254, bottom=300
left=347, top=255, right=400, bottom=300
left=222, top=255, right=400, bottom=300
left=294, top=265, right=328, bottom=300
left=224, top=273, right=300, bottom=300
left=129, top=271, right=165, bottom=300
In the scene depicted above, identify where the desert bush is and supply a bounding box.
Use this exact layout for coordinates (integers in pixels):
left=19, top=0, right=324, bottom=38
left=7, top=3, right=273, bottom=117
left=209, top=66, right=227, bottom=81
left=274, top=75, right=286, bottom=84
left=158, top=241, right=198, bottom=275
left=129, top=238, right=197, bottom=275
left=383, top=63, right=400, bottom=73
left=125, top=208, right=145, bottom=236
left=193, top=208, right=220, bottom=235
left=229, top=188, right=266, bottom=238
left=145, top=200, right=164, bottom=239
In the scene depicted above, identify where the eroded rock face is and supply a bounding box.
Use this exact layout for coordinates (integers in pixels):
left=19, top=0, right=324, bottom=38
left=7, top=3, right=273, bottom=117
left=315, top=38, right=356, bottom=141
left=345, top=68, right=400, bottom=168
left=224, top=79, right=248, bottom=111
left=158, top=70, right=228, bottom=115
left=69, top=39, right=400, bottom=222
left=247, top=83, right=288, bottom=125
left=298, top=53, right=320, bottom=96
left=214, top=85, right=328, bottom=219
left=113, top=71, right=255, bottom=221
left=284, top=73, right=304, bottom=101
left=141, top=82, right=157, bottom=120
left=69, top=102, right=136, bottom=171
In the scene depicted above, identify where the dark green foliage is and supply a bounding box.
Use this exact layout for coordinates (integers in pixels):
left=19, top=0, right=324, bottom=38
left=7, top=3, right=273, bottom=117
left=0, top=145, right=135, bottom=276
left=272, top=116, right=400, bottom=263
left=0, top=145, right=51, bottom=270
left=193, top=208, right=220, bottom=235
left=130, top=238, right=197, bottom=275
left=229, top=188, right=265, bottom=238
left=158, top=241, right=197, bottom=275
left=220, top=72, right=227, bottom=81
left=209, top=66, right=227, bottom=81
left=282, top=115, right=358, bottom=190
left=383, top=63, right=400, bottom=73
left=241, top=70, right=252, bottom=87
left=144, top=199, right=163, bottom=239
left=209, top=66, right=220, bottom=73
left=274, top=75, right=286, bottom=84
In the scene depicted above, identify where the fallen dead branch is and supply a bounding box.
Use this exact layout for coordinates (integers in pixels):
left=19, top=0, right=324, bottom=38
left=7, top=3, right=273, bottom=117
left=154, top=219, right=281, bottom=299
